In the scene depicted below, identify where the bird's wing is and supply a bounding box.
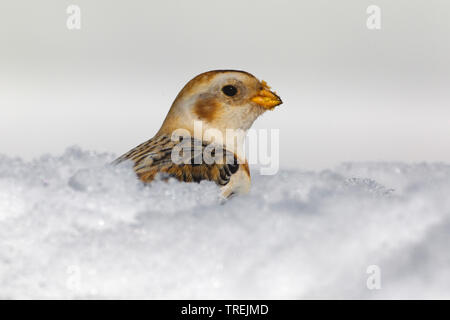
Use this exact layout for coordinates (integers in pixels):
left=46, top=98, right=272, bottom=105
left=113, top=135, right=240, bottom=186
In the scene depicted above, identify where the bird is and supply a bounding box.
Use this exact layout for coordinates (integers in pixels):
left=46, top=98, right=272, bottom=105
left=113, top=70, right=282, bottom=198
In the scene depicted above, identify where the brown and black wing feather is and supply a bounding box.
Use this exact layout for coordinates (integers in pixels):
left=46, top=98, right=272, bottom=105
left=113, top=135, right=239, bottom=186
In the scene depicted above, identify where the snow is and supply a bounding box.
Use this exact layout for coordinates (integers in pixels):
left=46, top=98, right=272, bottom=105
left=0, top=147, right=449, bottom=299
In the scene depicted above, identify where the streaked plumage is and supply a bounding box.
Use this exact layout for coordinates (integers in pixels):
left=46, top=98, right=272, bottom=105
left=114, top=70, right=282, bottom=197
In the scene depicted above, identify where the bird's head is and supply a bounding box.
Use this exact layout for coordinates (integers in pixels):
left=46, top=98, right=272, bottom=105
left=157, top=70, right=282, bottom=138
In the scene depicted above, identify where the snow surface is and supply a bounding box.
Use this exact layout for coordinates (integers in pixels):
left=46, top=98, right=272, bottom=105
left=0, top=147, right=449, bottom=299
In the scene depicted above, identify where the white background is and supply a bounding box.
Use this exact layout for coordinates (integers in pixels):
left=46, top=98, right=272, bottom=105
left=1, top=0, right=449, bottom=169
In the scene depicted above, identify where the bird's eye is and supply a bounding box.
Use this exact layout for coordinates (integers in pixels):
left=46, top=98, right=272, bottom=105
left=222, top=85, right=238, bottom=97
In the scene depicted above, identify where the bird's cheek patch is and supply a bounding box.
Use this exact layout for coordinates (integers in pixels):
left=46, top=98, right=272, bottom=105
left=193, top=97, right=221, bottom=122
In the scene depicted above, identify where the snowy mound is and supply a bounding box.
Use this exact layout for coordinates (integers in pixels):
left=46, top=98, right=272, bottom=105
left=0, top=147, right=449, bottom=299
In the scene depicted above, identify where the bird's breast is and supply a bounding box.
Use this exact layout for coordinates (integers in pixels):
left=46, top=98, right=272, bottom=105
left=220, top=162, right=251, bottom=198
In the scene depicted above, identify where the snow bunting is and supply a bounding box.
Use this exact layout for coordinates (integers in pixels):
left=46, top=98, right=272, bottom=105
left=114, top=70, right=282, bottom=197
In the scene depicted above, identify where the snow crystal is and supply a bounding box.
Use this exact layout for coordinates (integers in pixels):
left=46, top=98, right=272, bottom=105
left=0, top=147, right=449, bottom=299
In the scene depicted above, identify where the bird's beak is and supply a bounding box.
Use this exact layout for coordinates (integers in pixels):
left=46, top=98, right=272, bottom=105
left=251, top=80, right=283, bottom=110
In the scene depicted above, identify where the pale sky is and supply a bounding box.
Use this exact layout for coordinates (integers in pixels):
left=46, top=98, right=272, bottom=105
left=1, top=0, right=449, bottom=169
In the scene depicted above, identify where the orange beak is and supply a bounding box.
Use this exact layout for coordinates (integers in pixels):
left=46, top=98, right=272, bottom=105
left=251, top=80, right=282, bottom=110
